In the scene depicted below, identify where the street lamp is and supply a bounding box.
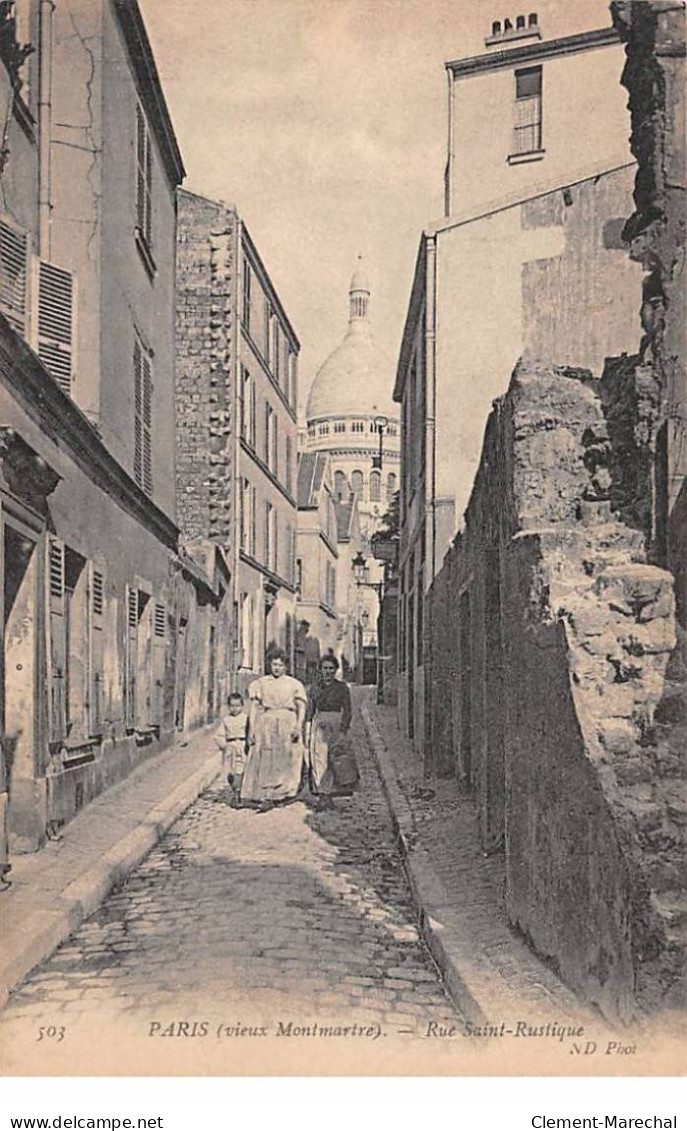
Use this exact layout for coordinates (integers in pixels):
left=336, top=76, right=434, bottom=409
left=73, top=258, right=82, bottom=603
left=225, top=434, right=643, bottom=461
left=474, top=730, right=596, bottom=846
left=352, top=550, right=382, bottom=596
left=371, top=414, right=388, bottom=470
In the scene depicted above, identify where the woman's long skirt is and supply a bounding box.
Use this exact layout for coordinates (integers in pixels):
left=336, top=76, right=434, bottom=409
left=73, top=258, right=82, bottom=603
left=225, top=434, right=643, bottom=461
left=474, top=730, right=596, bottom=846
left=240, top=708, right=304, bottom=803
left=309, top=711, right=359, bottom=796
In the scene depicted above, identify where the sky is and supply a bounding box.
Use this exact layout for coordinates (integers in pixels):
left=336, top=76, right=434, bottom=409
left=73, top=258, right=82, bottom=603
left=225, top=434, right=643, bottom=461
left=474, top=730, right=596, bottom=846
left=141, top=0, right=615, bottom=415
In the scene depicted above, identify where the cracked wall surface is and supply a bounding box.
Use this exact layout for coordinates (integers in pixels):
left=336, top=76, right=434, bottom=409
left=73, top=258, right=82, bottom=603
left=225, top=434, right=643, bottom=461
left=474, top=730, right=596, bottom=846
left=428, top=360, right=684, bottom=1021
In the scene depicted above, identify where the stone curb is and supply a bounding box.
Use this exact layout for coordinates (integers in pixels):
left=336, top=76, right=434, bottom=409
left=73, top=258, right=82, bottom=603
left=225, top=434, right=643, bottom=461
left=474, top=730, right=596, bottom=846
left=0, top=749, right=221, bottom=1011
left=360, top=700, right=487, bottom=1027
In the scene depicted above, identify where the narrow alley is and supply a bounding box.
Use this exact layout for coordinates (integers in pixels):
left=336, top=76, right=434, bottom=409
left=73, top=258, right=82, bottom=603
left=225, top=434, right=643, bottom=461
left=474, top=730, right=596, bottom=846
left=0, top=704, right=460, bottom=1073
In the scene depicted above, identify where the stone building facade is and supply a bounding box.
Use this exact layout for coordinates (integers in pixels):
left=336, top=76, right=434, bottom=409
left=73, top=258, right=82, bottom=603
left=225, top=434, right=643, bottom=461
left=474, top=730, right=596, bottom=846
left=175, top=191, right=300, bottom=688
left=0, top=1, right=230, bottom=869
left=294, top=452, right=339, bottom=682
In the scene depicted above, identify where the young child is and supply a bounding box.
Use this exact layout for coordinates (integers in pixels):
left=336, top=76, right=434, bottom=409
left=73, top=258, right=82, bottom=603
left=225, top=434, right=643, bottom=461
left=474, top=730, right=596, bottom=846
left=215, top=691, right=249, bottom=806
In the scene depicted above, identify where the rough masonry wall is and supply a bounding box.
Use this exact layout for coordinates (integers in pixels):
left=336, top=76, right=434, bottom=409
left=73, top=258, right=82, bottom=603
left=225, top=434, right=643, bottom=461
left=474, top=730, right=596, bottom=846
left=428, top=360, right=684, bottom=1020
left=610, top=1, right=686, bottom=621
left=175, top=192, right=236, bottom=547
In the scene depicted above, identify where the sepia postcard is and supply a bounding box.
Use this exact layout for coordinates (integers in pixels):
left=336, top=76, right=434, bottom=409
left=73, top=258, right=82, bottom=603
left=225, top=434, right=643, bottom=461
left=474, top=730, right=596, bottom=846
left=0, top=0, right=684, bottom=1079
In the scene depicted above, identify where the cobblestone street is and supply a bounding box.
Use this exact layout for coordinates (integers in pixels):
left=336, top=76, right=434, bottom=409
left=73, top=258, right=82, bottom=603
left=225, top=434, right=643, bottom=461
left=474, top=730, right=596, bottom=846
left=0, top=705, right=460, bottom=1072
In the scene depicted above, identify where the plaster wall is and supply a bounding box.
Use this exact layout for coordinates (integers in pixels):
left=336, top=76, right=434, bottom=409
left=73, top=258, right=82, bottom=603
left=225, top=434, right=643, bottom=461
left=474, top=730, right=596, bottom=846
left=448, top=41, right=629, bottom=216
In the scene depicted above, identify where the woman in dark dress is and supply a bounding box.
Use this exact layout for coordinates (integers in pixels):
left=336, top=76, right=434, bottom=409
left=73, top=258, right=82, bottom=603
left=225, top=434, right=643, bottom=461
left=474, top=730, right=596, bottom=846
left=305, top=655, right=358, bottom=809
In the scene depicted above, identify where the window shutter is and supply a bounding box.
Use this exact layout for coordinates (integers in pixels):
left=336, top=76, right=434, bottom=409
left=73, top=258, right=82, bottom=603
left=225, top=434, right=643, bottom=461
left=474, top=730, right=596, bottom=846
left=134, top=340, right=153, bottom=495
left=251, top=486, right=256, bottom=555
left=36, top=260, right=75, bottom=396
left=47, top=538, right=67, bottom=743
left=151, top=602, right=166, bottom=725
left=136, top=105, right=146, bottom=235
left=0, top=218, right=29, bottom=336
left=144, top=129, right=153, bottom=249
left=124, top=586, right=138, bottom=729
left=251, top=382, right=256, bottom=447
left=89, top=565, right=105, bottom=733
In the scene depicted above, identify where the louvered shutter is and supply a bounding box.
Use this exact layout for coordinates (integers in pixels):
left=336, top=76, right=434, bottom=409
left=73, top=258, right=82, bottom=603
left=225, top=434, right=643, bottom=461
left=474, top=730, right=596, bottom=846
left=89, top=565, right=105, bottom=733
left=134, top=340, right=153, bottom=495
left=124, top=586, right=138, bottom=729
left=36, top=260, right=75, bottom=396
left=47, top=538, right=67, bottom=743
left=142, top=351, right=153, bottom=493
left=250, top=382, right=256, bottom=448
left=251, top=486, right=256, bottom=556
left=0, top=219, right=29, bottom=336
left=144, top=128, right=153, bottom=249
left=136, top=105, right=146, bottom=237
left=151, top=602, right=166, bottom=725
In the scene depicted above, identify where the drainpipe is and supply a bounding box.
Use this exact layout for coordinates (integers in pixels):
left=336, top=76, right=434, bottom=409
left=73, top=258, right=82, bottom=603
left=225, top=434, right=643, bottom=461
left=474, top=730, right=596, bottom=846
left=37, top=0, right=55, bottom=259
left=423, top=233, right=437, bottom=776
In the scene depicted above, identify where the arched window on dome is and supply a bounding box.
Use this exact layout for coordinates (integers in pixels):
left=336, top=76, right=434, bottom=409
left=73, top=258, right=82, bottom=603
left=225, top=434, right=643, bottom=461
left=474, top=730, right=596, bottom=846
left=334, top=420, right=346, bottom=434
left=318, top=422, right=329, bottom=436
left=370, top=470, right=381, bottom=502
left=334, top=470, right=347, bottom=499
left=352, top=421, right=364, bottom=434
left=350, top=470, right=364, bottom=499
left=386, top=472, right=397, bottom=501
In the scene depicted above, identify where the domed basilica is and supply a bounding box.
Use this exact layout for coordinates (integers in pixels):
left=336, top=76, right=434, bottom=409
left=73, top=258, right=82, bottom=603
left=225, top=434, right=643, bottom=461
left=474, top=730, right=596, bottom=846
left=305, top=264, right=400, bottom=540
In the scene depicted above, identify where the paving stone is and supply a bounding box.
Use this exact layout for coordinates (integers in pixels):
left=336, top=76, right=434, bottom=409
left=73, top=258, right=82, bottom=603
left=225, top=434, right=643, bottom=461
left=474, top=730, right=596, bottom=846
left=0, top=704, right=459, bottom=1034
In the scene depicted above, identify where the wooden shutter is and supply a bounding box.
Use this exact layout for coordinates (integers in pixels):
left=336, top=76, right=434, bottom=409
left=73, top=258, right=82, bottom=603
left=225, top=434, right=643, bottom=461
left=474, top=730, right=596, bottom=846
left=47, top=538, right=67, bottom=743
left=89, top=564, right=105, bottom=734
left=36, top=260, right=75, bottom=396
left=144, top=123, right=153, bottom=249
left=0, top=218, right=29, bottom=336
left=151, top=602, right=166, bottom=725
left=124, top=586, right=138, bottom=730
left=136, top=105, right=147, bottom=240
left=251, top=486, right=256, bottom=556
left=250, top=381, right=256, bottom=448
left=134, top=340, right=153, bottom=495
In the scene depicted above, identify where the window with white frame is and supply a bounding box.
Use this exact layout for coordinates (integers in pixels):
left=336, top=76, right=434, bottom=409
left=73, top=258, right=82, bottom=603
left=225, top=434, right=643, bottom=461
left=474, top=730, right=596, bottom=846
left=513, top=66, right=542, bottom=155
left=370, top=470, right=381, bottom=502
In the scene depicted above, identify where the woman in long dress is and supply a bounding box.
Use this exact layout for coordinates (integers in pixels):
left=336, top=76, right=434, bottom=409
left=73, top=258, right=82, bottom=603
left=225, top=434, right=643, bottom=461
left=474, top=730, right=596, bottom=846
left=241, top=648, right=307, bottom=812
left=305, top=654, right=357, bottom=810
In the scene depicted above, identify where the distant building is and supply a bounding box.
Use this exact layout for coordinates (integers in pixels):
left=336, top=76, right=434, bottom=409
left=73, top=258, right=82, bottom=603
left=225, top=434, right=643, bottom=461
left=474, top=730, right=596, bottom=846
left=294, top=452, right=339, bottom=682
left=305, top=266, right=400, bottom=677
left=395, top=11, right=643, bottom=753
left=176, top=191, right=300, bottom=686
left=444, top=11, right=629, bottom=216
left=0, top=1, right=228, bottom=861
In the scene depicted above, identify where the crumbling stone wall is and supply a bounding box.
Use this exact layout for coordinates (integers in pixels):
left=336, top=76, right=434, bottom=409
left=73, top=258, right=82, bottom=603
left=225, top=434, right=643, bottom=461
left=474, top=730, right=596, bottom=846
left=175, top=191, right=236, bottom=547
left=610, top=1, right=686, bottom=621
left=428, top=360, right=684, bottom=1020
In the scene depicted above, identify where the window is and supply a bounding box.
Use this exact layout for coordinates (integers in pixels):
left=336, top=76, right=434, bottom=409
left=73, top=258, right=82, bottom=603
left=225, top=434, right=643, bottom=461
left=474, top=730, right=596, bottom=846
left=351, top=421, right=364, bottom=433
left=326, top=561, right=336, bottom=609
left=370, top=470, right=381, bottom=502
left=271, top=315, right=281, bottom=385
left=334, top=470, right=347, bottom=499
left=386, top=472, right=397, bottom=500
left=242, top=259, right=252, bottom=332
left=296, top=557, right=303, bottom=595
left=264, top=403, right=278, bottom=473
left=318, top=422, right=329, bottom=436
left=513, top=66, right=542, bottom=155
left=287, top=349, right=297, bottom=409
left=134, top=338, right=153, bottom=496
left=136, top=105, right=153, bottom=254
left=264, top=501, right=276, bottom=571
left=351, top=470, right=364, bottom=498
left=240, top=367, right=256, bottom=448
left=240, top=478, right=255, bottom=555
left=285, top=435, right=293, bottom=494
left=334, top=421, right=346, bottom=434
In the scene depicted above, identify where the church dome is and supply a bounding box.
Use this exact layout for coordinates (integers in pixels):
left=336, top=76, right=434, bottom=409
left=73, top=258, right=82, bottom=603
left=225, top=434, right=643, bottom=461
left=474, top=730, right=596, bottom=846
left=306, top=264, right=397, bottom=423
